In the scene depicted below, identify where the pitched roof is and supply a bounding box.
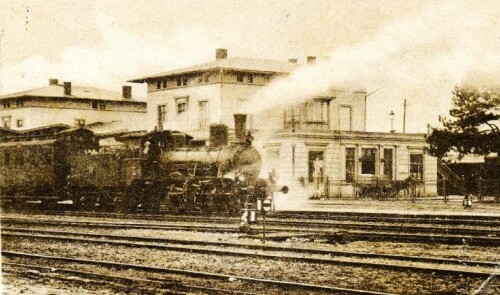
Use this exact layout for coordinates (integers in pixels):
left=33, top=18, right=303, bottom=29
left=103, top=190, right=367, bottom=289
left=128, top=57, right=296, bottom=82
left=0, top=84, right=145, bottom=102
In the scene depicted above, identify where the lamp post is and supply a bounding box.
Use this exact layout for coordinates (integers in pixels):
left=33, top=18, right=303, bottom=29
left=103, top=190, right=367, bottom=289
left=389, top=111, right=395, bottom=133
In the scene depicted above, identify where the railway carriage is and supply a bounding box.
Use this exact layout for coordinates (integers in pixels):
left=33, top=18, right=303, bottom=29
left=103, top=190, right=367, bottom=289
left=0, top=128, right=98, bottom=205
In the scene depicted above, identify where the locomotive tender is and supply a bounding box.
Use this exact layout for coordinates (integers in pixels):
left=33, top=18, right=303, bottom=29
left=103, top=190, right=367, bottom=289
left=0, top=115, right=274, bottom=213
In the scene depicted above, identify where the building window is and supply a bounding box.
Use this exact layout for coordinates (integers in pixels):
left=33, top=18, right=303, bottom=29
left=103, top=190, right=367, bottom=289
left=340, top=106, right=352, bottom=131
left=198, top=101, right=208, bottom=129
left=157, top=104, right=166, bottom=131
left=3, top=101, right=11, bottom=108
left=176, top=97, right=188, bottom=113
left=410, top=154, right=423, bottom=180
left=176, top=77, right=188, bottom=86
left=236, top=73, right=244, bottom=82
left=346, top=147, right=356, bottom=182
left=305, top=100, right=329, bottom=123
left=156, top=80, right=161, bottom=90
left=361, top=148, right=376, bottom=175
left=16, top=119, right=23, bottom=128
left=199, top=74, right=210, bottom=84
left=308, top=151, right=324, bottom=183
left=2, top=116, right=11, bottom=128
left=383, top=149, right=393, bottom=179
left=92, top=102, right=105, bottom=110
left=162, top=79, right=167, bottom=88
left=16, top=99, right=24, bottom=107
left=247, top=74, right=254, bottom=83
left=75, top=119, right=86, bottom=127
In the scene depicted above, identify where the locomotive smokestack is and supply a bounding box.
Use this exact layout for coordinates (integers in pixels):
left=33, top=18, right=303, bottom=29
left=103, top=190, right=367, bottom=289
left=234, top=114, right=247, bottom=143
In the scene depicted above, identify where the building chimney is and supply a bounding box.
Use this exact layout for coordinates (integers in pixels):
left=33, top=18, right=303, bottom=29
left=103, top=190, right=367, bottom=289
left=234, top=114, right=247, bottom=143
left=49, top=79, right=59, bottom=85
left=288, top=58, right=298, bottom=64
left=122, top=85, right=132, bottom=99
left=63, top=82, right=72, bottom=95
left=216, top=48, right=228, bottom=60
left=307, top=56, right=316, bottom=63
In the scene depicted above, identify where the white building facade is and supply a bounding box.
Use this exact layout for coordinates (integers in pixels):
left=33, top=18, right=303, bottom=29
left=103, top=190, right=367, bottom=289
left=0, top=79, right=147, bottom=132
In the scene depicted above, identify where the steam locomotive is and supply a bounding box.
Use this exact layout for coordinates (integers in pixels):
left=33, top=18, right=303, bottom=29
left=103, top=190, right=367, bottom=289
left=0, top=115, right=278, bottom=214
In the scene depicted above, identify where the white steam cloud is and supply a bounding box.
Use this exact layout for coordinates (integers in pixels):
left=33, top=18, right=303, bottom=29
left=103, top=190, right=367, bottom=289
left=249, top=1, right=500, bottom=132
left=0, top=11, right=222, bottom=97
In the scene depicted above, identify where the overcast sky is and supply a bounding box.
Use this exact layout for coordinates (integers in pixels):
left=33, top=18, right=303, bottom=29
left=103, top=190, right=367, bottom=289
left=1, top=0, right=499, bottom=132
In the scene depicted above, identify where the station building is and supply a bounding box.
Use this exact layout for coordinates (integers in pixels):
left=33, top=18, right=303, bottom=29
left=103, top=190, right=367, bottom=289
left=0, top=79, right=147, bottom=132
left=129, top=49, right=437, bottom=197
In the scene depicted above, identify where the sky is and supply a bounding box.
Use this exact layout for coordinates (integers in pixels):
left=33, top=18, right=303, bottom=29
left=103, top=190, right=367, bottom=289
left=1, top=0, right=499, bottom=132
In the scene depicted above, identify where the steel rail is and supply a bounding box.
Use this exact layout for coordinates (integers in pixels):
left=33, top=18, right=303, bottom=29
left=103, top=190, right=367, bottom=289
left=2, top=231, right=495, bottom=277
left=5, top=209, right=500, bottom=227
left=3, top=217, right=500, bottom=246
left=3, top=227, right=498, bottom=268
left=4, top=214, right=500, bottom=237
left=4, top=262, right=185, bottom=294
left=2, top=251, right=396, bottom=295
left=4, top=216, right=499, bottom=237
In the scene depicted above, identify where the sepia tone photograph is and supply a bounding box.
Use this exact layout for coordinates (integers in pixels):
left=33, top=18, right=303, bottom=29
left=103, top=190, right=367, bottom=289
left=0, top=0, right=499, bottom=294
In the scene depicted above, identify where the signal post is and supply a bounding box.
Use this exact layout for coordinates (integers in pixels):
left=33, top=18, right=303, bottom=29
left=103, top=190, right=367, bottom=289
left=257, top=198, right=272, bottom=243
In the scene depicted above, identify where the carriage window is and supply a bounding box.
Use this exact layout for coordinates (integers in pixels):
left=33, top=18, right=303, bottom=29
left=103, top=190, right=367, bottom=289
left=14, top=152, right=24, bottom=166
left=4, top=151, right=10, bottom=166
left=361, top=148, right=376, bottom=175
left=345, top=148, right=356, bottom=182
left=410, top=154, right=423, bottom=180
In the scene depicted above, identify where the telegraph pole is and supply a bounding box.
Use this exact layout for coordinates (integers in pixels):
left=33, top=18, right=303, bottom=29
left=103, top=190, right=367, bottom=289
left=403, top=99, right=407, bottom=133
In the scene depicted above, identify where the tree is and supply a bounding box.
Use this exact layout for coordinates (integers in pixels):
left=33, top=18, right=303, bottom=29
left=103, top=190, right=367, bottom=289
left=427, top=86, right=500, bottom=158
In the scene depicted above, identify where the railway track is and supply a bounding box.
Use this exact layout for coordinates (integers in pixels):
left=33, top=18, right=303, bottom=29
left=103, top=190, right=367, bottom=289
left=5, top=209, right=500, bottom=235
left=2, top=228, right=498, bottom=276
left=3, top=216, right=500, bottom=246
left=2, top=251, right=395, bottom=295
left=5, top=208, right=500, bottom=227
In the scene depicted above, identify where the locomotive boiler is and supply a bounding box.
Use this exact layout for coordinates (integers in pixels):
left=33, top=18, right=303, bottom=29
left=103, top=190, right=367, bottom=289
left=126, top=114, right=269, bottom=213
